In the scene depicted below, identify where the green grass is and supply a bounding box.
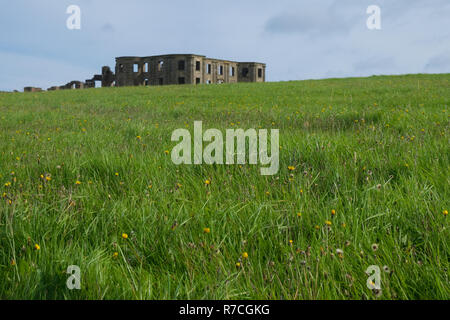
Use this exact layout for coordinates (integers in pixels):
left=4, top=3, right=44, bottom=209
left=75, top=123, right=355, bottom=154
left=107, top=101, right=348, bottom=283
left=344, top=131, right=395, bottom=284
left=0, top=73, right=448, bottom=299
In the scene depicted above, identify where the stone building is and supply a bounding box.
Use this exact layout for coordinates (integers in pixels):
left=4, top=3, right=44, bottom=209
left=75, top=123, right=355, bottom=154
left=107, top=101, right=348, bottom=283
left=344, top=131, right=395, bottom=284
left=24, top=87, right=43, bottom=92
left=114, top=54, right=266, bottom=86
left=35, top=53, right=266, bottom=91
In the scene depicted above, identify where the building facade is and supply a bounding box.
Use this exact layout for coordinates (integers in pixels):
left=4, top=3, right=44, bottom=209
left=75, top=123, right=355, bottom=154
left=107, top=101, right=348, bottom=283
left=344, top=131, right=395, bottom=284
left=114, top=54, right=266, bottom=86
left=31, top=54, right=265, bottom=91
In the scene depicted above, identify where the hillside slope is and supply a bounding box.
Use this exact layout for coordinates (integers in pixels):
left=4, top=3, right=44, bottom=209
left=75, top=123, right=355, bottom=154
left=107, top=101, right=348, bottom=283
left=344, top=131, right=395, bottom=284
left=0, top=74, right=448, bottom=299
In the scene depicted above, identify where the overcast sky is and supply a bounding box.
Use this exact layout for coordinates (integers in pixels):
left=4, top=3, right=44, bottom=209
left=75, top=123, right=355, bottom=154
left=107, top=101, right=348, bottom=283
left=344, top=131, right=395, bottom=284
left=0, top=0, right=449, bottom=91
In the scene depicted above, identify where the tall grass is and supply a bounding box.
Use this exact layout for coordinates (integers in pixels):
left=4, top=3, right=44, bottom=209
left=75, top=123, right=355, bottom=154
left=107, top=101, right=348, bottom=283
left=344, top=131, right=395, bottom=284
left=0, top=73, right=448, bottom=299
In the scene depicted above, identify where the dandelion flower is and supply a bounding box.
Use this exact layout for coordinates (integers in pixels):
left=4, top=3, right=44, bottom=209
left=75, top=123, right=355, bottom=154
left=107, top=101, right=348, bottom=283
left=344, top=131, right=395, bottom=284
left=331, top=209, right=336, bottom=216
left=443, top=210, right=448, bottom=216
left=75, top=180, right=81, bottom=185
left=203, top=227, right=211, bottom=234
left=325, top=220, right=332, bottom=226
left=164, top=150, right=169, bottom=155
left=288, top=166, right=295, bottom=171
left=122, top=233, right=128, bottom=239
left=289, top=239, right=293, bottom=245
left=34, top=244, right=40, bottom=251
left=204, top=179, right=211, bottom=185
left=115, top=172, right=119, bottom=176
left=113, top=252, right=119, bottom=258
left=236, top=262, right=241, bottom=268
left=297, top=212, right=302, bottom=217
left=242, top=252, right=248, bottom=259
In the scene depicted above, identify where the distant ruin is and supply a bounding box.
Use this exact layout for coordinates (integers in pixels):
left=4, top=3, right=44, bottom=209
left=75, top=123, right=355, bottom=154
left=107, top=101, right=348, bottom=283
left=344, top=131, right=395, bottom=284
left=25, top=54, right=266, bottom=92
left=24, top=87, right=43, bottom=92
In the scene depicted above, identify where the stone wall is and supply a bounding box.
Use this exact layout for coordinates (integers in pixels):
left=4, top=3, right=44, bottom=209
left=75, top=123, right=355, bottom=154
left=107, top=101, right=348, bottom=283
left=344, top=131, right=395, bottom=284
left=114, top=54, right=265, bottom=86
left=27, top=54, right=265, bottom=90
left=237, top=63, right=266, bottom=83
left=24, top=87, right=43, bottom=92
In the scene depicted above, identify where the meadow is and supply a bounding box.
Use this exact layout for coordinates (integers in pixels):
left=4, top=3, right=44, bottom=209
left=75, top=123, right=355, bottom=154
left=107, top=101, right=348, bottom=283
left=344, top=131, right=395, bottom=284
left=0, top=73, right=448, bottom=299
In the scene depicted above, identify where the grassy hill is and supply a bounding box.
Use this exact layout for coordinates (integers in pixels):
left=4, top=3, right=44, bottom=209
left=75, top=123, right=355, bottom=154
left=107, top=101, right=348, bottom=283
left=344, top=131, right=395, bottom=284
left=0, top=73, right=448, bottom=299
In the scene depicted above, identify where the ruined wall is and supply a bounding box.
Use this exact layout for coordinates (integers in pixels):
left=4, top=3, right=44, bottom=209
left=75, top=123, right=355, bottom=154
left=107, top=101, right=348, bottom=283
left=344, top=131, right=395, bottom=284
left=115, top=54, right=204, bottom=86
left=30, top=54, right=265, bottom=91
left=115, top=54, right=264, bottom=87
left=24, top=87, right=43, bottom=92
left=237, top=63, right=266, bottom=83
left=101, top=66, right=115, bottom=87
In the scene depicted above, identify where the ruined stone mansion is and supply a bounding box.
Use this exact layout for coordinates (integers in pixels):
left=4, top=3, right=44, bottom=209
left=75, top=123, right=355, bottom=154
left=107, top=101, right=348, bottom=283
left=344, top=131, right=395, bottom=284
left=32, top=54, right=265, bottom=91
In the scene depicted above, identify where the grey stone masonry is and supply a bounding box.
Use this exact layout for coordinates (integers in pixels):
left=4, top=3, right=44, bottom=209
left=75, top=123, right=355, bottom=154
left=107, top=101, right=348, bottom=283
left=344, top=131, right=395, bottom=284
left=114, top=54, right=265, bottom=86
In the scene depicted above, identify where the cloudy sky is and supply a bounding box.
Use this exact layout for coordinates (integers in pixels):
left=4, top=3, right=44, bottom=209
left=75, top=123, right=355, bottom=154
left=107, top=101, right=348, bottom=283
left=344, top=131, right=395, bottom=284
left=0, top=0, right=449, bottom=91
